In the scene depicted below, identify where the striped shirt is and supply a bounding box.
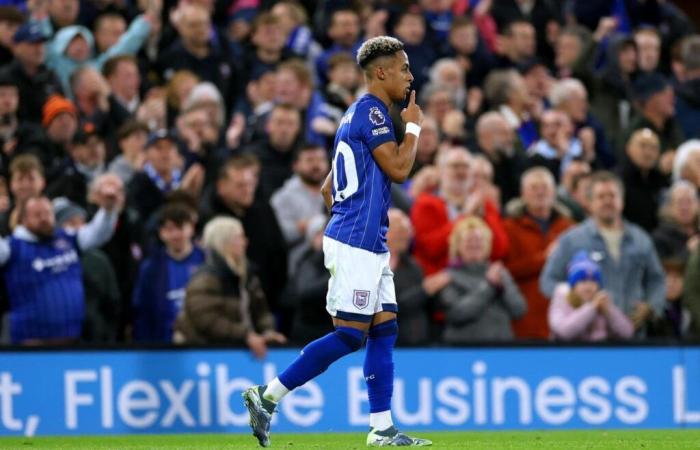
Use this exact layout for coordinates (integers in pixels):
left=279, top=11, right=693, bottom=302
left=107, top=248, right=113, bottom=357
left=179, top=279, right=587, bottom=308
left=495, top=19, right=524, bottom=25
left=325, top=94, right=395, bottom=253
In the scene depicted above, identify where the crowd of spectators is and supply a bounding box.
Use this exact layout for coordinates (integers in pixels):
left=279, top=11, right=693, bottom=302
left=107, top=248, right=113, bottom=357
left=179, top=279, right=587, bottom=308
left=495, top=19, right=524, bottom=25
left=0, top=0, right=699, bottom=351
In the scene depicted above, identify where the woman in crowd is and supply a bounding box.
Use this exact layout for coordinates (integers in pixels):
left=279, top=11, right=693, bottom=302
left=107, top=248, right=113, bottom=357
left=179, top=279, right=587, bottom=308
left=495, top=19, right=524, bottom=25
left=439, top=216, right=525, bottom=343
left=174, top=216, right=286, bottom=358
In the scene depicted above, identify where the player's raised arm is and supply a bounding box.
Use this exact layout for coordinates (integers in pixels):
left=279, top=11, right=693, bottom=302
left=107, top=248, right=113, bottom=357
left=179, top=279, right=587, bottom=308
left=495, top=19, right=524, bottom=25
left=372, top=90, right=423, bottom=183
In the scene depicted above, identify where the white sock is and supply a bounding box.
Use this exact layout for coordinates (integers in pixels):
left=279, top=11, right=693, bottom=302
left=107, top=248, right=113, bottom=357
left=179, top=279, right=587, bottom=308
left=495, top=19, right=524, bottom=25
left=369, top=410, right=393, bottom=431
left=264, top=378, right=289, bottom=402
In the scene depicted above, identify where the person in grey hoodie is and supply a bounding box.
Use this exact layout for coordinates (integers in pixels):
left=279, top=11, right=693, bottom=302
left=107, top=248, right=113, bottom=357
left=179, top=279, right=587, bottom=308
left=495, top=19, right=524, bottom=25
left=440, top=216, right=526, bottom=343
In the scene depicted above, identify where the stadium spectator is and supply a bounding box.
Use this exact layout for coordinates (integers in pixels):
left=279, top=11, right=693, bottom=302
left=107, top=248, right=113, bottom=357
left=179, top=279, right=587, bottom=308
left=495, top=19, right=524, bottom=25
left=132, top=202, right=204, bottom=343
left=157, top=4, right=236, bottom=111
left=0, top=7, right=23, bottom=65
left=649, top=257, right=691, bottom=338
left=0, top=154, right=46, bottom=235
left=45, top=122, right=107, bottom=208
left=200, top=154, right=287, bottom=312
left=428, top=58, right=467, bottom=111
left=504, top=167, right=574, bottom=339
left=37, top=94, right=78, bottom=176
left=315, top=8, right=362, bottom=85
left=497, top=20, right=537, bottom=67
left=653, top=181, right=700, bottom=260
left=548, top=252, right=634, bottom=341
left=323, top=52, right=362, bottom=112
left=270, top=1, right=321, bottom=63
left=540, top=171, right=666, bottom=334
left=93, top=13, right=127, bottom=55
left=553, top=25, right=592, bottom=81
left=0, top=174, right=122, bottom=344
left=410, top=115, right=440, bottom=177
left=53, top=197, right=120, bottom=342
left=108, top=120, right=148, bottom=185
left=419, top=83, right=457, bottom=127
left=673, top=140, right=700, bottom=189
left=272, top=60, right=338, bottom=148
left=241, top=12, right=289, bottom=88
left=270, top=144, right=328, bottom=274
left=0, top=72, right=45, bottom=174
left=411, top=146, right=509, bottom=276
left=518, top=58, right=553, bottom=121
left=684, top=245, right=700, bottom=338
left=164, top=70, right=199, bottom=126
left=71, top=66, right=131, bottom=138
left=475, top=111, right=529, bottom=205
left=634, top=27, right=662, bottom=74
left=623, top=72, right=683, bottom=173
left=244, top=103, right=302, bottom=202
left=387, top=208, right=444, bottom=346
left=590, top=35, right=638, bottom=156
left=490, top=0, right=562, bottom=67
left=127, top=129, right=203, bottom=229
left=45, top=8, right=153, bottom=95
left=440, top=216, right=526, bottom=343
left=676, top=36, right=700, bottom=139
left=483, top=69, right=538, bottom=149
left=46, top=0, right=80, bottom=30
left=557, top=160, right=592, bottom=222
left=284, top=214, right=331, bottom=344
left=174, top=216, right=286, bottom=356
left=549, top=78, right=614, bottom=168
left=618, top=128, right=667, bottom=232
left=528, top=109, right=590, bottom=181
left=443, top=16, right=495, bottom=89
left=392, top=10, right=435, bottom=95
left=103, top=55, right=141, bottom=116
left=175, top=101, right=226, bottom=188
left=469, top=154, right=501, bottom=207
left=1, top=21, right=63, bottom=124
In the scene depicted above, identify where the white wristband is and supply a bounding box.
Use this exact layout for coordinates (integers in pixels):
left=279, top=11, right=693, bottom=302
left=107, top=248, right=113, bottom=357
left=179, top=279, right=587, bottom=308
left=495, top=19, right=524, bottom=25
left=405, top=122, right=421, bottom=138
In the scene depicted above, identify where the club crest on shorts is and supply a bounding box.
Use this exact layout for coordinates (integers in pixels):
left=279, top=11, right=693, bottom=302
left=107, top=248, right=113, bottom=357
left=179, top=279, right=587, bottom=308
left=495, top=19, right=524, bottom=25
left=353, top=289, right=370, bottom=309
left=368, top=107, right=385, bottom=126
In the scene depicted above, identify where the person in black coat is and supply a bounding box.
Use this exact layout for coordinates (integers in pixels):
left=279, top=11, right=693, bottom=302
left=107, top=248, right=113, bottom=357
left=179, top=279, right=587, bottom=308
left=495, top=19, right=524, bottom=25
left=241, top=104, right=302, bottom=202
left=617, top=128, right=668, bottom=232
left=199, top=154, right=288, bottom=314
left=285, top=215, right=332, bottom=345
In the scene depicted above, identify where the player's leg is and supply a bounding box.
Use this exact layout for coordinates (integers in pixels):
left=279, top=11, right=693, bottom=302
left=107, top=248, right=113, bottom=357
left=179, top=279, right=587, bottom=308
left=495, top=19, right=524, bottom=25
left=243, top=237, right=377, bottom=447
left=365, top=259, right=431, bottom=447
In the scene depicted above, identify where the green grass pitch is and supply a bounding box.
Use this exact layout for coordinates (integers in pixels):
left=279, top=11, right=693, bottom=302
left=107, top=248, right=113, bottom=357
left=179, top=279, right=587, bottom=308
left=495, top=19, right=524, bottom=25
left=1, top=430, right=700, bottom=449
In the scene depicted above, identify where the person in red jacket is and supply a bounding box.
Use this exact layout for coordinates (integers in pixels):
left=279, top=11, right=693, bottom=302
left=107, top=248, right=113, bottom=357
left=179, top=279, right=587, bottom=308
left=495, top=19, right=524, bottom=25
left=411, top=145, right=509, bottom=276
left=503, top=167, right=574, bottom=339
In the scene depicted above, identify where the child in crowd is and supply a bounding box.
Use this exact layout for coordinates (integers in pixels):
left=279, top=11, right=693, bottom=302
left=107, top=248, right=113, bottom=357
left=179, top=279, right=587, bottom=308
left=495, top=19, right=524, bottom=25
left=549, top=252, right=634, bottom=341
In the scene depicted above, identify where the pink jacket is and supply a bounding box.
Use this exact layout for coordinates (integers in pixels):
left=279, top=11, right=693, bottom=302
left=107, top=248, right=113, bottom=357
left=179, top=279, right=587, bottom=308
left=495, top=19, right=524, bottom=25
left=548, top=284, right=635, bottom=341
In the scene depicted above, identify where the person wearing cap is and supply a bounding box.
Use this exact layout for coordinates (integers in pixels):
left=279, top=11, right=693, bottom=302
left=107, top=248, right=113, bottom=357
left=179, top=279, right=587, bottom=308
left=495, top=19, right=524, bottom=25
left=548, top=251, right=634, bottom=341
left=0, top=21, right=62, bottom=124
left=37, top=94, right=78, bottom=175
left=540, top=171, right=666, bottom=336
left=622, top=71, right=684, bottom=173
left=126, top=128, right=181, bottom=227
left=0, top=173, right=123, bottom=345
left=52, top=196, right=120, bottom=343
left=0, top=7, right=24, bottom=65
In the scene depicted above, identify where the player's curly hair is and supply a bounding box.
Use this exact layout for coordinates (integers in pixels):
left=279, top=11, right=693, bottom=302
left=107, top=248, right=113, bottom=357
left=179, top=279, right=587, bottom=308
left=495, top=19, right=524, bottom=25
left=356, top=36, right=404, bottom=70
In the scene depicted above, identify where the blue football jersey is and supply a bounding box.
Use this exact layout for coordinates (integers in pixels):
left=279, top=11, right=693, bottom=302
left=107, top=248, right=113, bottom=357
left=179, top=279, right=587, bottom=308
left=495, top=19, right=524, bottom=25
left=325, top=94, right=396, bottom=253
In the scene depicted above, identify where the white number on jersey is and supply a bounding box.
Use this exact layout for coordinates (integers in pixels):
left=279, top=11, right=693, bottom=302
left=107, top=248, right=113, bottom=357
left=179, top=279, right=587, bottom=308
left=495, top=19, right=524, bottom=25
left=332, top=141, right=359, bottom=202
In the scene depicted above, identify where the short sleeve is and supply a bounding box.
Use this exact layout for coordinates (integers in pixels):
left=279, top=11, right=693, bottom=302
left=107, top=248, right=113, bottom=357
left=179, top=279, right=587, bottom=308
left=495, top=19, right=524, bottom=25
left=358, top=103, right=396, bottom=152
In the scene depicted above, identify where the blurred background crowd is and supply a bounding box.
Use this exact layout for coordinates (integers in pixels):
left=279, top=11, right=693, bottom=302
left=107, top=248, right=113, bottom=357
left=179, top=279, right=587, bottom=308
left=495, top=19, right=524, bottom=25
left=0, top=0, right=700, bottom=353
